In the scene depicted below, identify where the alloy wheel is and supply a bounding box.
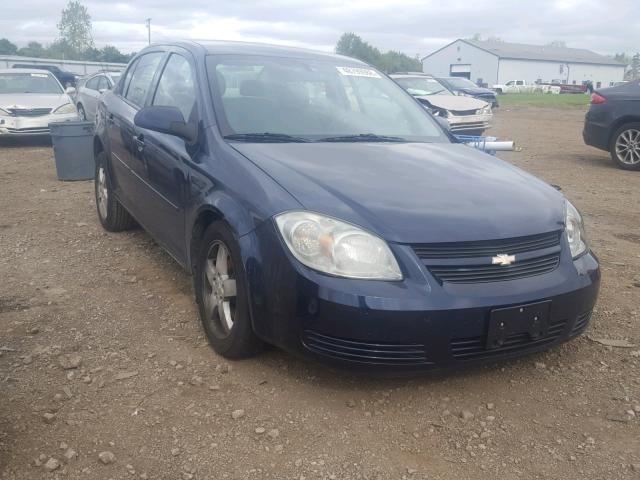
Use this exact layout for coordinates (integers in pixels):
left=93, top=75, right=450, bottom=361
left=615, top=128, right=640, bottom=166
left=96, top=167, right=108, bottom=220
left=202, top=241, right=237, bottom=336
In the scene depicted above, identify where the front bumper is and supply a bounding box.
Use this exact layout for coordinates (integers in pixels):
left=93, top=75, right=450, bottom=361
left=447, top=112, right=492, bottom=133
left=0, top=113, right=79, bottom=136
left=245, top=222, right=600, bottom=373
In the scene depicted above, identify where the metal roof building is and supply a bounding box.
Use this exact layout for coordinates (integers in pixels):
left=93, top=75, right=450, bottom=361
left=421, top=39, right=625, bottom=89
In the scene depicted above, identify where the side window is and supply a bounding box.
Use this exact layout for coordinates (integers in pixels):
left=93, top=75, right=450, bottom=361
left=152, top=54, right=197, bottom=121
left=124, top=52, right=163, bottom=107
left=516, top=80, right=524, bottom=86
left=506, top=81, right=514, bottom=86
left=86, top=76, right=100, bottom=90
left=119, top=59, right=139, bottom=96
left=97, top=76, right=110, bottom=91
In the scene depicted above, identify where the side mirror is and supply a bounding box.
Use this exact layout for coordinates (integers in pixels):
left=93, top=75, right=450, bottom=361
left=65, top=86, right=76, bottom=95
left=98, top=88, right=107, bottom=94
left=134, top=106, right=197, bottom=143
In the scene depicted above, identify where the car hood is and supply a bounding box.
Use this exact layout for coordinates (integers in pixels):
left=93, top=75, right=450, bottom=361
left=0, top=93, right=71, bottom=111
left=414, top=95, right=487, bottom=111
left=232, top=142, right=565, bottom=244
left=459, top=87, right=495, bottom=95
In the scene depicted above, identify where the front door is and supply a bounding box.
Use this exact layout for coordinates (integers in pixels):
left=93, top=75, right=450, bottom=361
left=133, top=52, right=198, bottom=262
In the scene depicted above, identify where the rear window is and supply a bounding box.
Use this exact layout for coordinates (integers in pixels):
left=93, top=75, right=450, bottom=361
left=0, top=73, right=62, bottom=94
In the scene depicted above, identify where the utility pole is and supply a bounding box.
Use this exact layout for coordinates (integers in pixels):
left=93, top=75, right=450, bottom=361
left=146, top=18, right=151, bottom=45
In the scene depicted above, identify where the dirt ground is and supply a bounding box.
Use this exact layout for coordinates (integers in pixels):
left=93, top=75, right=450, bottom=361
left=1, top=105, right=639, bottom=480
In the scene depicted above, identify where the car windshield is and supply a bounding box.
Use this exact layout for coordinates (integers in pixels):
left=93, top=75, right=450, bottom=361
left=393, top=77, right=450, bottom=96
left=0, top=73, right=63, bottom=94
left=443, top=77, right=477, bottom=89
left=207, top=56, right=447, bottom=143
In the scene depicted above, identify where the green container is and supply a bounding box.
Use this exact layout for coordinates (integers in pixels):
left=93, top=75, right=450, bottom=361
left=49, top=121, right=95, bottom=181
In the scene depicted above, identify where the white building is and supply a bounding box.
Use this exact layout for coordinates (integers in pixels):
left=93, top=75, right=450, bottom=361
left=422, top=39, right=625, bottom=89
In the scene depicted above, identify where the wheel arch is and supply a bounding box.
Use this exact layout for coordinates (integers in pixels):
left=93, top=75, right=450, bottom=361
left=608, top=116, right=640, bottom=148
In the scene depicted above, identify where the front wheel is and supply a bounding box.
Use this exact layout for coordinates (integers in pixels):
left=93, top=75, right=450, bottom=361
left=610, top=123, right=640, bottom=170
left=77, top=104, right=86, bottom=121
left=195, top=222, right=262, bottom=359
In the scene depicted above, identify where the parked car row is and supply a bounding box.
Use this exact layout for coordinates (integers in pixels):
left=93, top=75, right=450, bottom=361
left=89, top=40, right=599, bottom=373
left=391, top=73, right=493, bottom=135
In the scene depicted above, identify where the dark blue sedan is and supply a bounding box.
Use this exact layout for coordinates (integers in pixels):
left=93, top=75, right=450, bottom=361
left=436, top=76, right=499, bottom=107
left=93, top=41, right=599, bottom=372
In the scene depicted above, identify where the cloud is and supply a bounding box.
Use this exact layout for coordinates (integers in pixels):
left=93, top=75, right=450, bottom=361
left=1, top=0, right=638, bottom=56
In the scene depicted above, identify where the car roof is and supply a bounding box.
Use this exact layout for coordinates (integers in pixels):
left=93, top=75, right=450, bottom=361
left=0, top=68, right=56, bottom=75
left=139, top=40, right=365, bottom=64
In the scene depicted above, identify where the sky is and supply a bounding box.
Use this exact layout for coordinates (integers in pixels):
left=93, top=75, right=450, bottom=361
left=2, top=0, right=639, bottom=57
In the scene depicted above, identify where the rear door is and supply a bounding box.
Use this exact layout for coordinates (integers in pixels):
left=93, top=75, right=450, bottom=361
left=133, top=51, right=198, bottom=261
left=107, top=52, right=165, bottom=216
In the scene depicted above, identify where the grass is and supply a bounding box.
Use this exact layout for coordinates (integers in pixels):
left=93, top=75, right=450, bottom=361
left=498, top=93, right=591, bottom=108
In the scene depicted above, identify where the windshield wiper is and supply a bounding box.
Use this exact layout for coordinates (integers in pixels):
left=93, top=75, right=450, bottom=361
left=224, top=132, right=311, bottom=143
left=318, top=133, right=407, bottom=143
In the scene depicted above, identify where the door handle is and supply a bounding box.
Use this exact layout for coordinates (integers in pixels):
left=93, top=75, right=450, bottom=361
left=134, top=134, right=145, bottom=152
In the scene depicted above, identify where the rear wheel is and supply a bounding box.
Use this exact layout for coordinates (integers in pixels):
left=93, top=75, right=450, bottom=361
left=94, top=151, right=136, bottom=231
left=610, top=123, right=640, bottom=170
left=195, top=222, right=262, bottom=358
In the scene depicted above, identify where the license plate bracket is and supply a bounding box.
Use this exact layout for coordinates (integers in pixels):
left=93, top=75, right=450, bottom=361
left=486, top=301, right=551, bottom=349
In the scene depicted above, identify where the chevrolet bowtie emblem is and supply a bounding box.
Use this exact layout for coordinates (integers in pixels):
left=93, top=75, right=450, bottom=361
left=492, top=254, right=516, bottom=266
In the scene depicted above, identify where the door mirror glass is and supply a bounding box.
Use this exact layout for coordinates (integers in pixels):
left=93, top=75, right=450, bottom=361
left=134, top=105, right=197, bottom=143
left=65, top=86, right=76, bottom=94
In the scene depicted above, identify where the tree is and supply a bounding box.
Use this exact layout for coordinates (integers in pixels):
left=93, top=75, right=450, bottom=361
left=629, top=53, right=640, bottom=81
left=336, top=33, right=381, bottom=66
left=57, top=0, right=94, bottom=54
left=335, top=33, right=422, bottom=73
left=0, top=38, right=18, bottom=55
left=17, top=41, right=46, bottom=58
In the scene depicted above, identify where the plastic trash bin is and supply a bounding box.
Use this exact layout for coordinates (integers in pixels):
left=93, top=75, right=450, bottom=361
left=49, top=121, right=95, bottom=181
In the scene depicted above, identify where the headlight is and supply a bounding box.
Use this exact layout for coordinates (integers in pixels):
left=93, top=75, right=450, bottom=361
left=565, top=201, right=588, bottom=258
left=53, top=103, right=77, bottom=114
left=0, top=107, right=9, bottom=116
left=457, top=91, right=471, bottom=97
left=275, top=211, right=402, bottom=280
left=477, top=105, right=492, bottom=115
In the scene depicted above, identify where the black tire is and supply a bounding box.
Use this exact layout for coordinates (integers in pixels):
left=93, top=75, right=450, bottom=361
left=195, top=221, right=262, bottom=358
left=94, top=151, right=136, bottom=231
left=77, top=104, right=86, bottom=121
left=495, top=88, right=503, bottom=95
left=610, top=123, right=640, bottom=171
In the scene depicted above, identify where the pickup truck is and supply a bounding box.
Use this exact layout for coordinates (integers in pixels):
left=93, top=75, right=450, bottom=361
left=491, top=80, right=536, bottom=94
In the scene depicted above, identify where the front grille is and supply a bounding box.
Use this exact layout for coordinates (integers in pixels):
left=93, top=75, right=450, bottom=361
left=450, top=319, right=567, bottom=360
left=412, top=231, right=562, bottom=284
left=7, top=108, right=52, bottom=117
left=413, top=231, right=561, bottom=259
left=302, top=330, right=432, bottom=366
left=450, top=109, right=480, bottom=116
left=4, top=127, right=50, bottom=135
left=428, top=254, right=560, bottom=283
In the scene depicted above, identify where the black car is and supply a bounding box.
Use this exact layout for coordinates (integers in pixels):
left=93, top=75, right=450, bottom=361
left=437, top=77, right=498, bottom=107
left=583, top=81, right=640, bottom=170
left=92, top=41, right=599, bottom=373
left=12, top=64, right=77, bottom=87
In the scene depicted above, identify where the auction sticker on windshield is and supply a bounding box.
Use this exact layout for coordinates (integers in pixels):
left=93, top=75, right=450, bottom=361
left=31, top=73, right=49, bottom=78
left=336, top=66, right=381, bottom=78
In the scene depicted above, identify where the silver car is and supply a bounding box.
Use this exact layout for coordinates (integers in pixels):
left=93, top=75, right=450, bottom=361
left=391, top=74, right=492, bottom=136
left=75, top=72, right=121, bottom=121
left=0, top=68, right=78, bottom=136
